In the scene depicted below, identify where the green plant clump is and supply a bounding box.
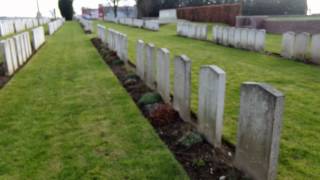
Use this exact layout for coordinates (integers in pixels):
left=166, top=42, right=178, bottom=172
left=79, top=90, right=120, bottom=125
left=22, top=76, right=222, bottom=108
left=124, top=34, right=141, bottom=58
left=138, top=92, right=162, bottom=106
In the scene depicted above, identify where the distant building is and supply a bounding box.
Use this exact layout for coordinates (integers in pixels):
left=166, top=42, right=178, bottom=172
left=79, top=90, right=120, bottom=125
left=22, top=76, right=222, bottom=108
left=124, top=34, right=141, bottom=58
left=82, top=4, right=136, bottom=19
left=104, top=6, right=137, bottom=19
left=82, top=4, right=105, bottom=20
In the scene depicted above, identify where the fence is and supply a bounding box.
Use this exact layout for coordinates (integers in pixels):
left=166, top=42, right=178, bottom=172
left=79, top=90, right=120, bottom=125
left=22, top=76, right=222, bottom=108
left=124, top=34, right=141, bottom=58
left=96, top=27, right=285, bottom=180
left=177, top=4, right=241, bottom=26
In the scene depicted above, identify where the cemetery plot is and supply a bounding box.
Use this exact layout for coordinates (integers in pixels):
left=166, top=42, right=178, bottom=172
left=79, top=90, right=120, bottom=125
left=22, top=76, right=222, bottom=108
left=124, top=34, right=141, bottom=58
left=0, top=22, right=187, bottom=179
left=94, top=21, right=320, bottom=179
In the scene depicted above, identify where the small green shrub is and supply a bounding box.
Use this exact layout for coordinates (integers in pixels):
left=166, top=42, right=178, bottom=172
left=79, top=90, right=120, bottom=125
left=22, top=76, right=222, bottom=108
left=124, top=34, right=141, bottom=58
left=138, top=92, right=162, bottom=106
left=111, top=59, right=124, bottom=66
left=178, top=132, right=203, bottom=148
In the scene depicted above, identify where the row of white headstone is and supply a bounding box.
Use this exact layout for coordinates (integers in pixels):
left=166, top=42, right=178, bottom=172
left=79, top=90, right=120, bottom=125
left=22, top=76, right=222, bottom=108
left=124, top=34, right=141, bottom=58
left=281, top=32, right=320, bottom=64
left=105, top=17, right=160, bottom=31
left=79, top=18, right=93, bottom=33
left=176, top=22, right=208, bottom=40
left=48, top=19, right=65, bottom=35
left=106, top=28, right=128, bottom=63
left=0, top=18, right=50, bottom=37
left=0, top=28, right=37, bottom=76
left=135, top=39, right=284, bottom=180
left=213, top=26, right=266, bottom=52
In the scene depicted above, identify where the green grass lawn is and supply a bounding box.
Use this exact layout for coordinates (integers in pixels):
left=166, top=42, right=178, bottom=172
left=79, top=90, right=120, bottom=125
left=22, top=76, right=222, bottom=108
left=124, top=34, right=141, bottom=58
left=95, top=20, right=320, bottom=179
left=0, top=21, right=188, bottom=179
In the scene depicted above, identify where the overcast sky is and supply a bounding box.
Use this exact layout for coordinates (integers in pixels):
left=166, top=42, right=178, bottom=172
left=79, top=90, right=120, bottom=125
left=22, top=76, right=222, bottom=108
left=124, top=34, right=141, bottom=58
left=0, top=0, right=319, bottom=18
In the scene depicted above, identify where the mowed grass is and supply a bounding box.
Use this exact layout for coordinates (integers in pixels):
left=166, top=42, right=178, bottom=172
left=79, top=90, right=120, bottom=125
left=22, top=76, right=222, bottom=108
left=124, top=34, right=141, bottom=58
left=95, top=21, right=320, bottom=179
left=0, top=21, right=188, bottom=179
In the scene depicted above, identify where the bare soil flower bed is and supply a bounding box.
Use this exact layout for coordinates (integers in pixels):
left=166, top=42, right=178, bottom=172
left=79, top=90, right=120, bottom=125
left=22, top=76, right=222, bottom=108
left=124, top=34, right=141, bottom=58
left=91, top=37, right=250, bottom=180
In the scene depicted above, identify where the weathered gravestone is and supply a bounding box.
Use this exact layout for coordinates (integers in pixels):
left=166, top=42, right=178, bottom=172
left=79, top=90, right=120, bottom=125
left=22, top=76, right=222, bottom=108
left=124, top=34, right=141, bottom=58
left=136, top=40, right=145, bottom=80
left=156, top=48, right=171, bottom=103
left=311, top=34, right=320, bottom=64
left=235, top=82, right=284, bottom=180
left=0, top=40, right=15, bottom=76
left=234, top=28, right=242, bottom=48
left=228, top=27, right=235, bottom=47
left=222, top=27, right=229, bottom=46
left=254, top=29, right=266, bottom=52
left=146, top=43, right=156, bottom=89
left=281, top=32, right=295, bottom=59
left=247, top=29, right=256, bottom=50
left=294, top=32, right=310, bottom=61
left=173, top=55, right=192, bottom=123
left=240, top=28, right=249, bottom=49
left=198, top=65, right=226, bottom=147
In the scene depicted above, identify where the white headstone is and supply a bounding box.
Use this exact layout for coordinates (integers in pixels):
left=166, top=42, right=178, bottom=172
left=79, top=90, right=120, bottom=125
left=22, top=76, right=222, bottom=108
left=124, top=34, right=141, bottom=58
left=281, top=32, right=296, bottom=59
left=0, top=40, right=15, bottom=76
left=156, top=48, right=171, bottom=103
left=240, top=28, right=249, bottom=49
left=254, top=30, right=266, bottom=52
left=198, top=65, right=226, bottom=147
left=146, top=43, right=156, bottom=89
left=173, top=55, right=192, bottom=122
left=247, top=29, right=256, bottom=50
left=136, top=40, right=145, bottom=80
left=235, top=82, right=284, bottom=180
left=228, top=27, right=235, bottom=47
left=234, top=28, right=242, bottom=48
left=294, top=32, right=310, bottom=61
left=222, top=27, right=229, bottom=46
left=311, top=34, right=320, bottom=64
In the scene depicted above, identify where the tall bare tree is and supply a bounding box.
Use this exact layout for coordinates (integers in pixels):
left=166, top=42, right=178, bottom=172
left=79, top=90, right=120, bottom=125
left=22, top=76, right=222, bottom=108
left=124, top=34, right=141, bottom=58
left=107, top=0, right=123, bottom=18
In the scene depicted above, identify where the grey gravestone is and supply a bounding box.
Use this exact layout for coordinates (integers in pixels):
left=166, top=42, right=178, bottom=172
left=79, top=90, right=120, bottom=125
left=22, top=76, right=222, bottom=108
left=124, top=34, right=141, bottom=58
left=281, top=32, right=295, bottom=59
left=156, top=48, right=171, bottom=103
left=173, top=55, right=192, bottom=122
left=136, top=40, right=145, bottom=80
left=255, top=30, right=266, bottom=52
left=235, top=82, right=284, bottom=180
left=198, top=65, right=226, bottom=147
left=311, top=34, right=320, bottom=64
left=146, top=43, right=156, bottom=89
left=294, top=32, right=310, bottom=61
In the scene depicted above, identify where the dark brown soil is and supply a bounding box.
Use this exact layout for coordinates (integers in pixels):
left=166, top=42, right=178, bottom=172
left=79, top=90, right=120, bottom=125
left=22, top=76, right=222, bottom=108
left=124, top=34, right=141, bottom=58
left=0, top=63, right=10, bottom=88
left=91, top=38, right=251, bottom=180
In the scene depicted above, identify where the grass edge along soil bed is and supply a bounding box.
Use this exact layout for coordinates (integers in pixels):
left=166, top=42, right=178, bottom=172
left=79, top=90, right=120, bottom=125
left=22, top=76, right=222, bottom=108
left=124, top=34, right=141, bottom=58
left=91, top=37, right=250, bottom=180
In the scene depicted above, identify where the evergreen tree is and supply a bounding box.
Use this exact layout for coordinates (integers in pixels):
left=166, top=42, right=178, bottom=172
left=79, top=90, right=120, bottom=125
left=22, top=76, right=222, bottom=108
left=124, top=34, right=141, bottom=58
left=58, top=0, right=74, bottom=20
